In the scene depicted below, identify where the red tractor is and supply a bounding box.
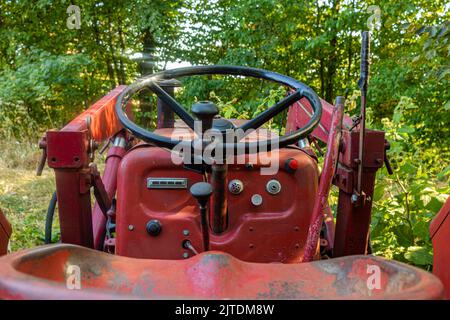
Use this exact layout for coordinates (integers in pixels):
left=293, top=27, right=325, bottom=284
left=0, top=34, right=448, bottom=299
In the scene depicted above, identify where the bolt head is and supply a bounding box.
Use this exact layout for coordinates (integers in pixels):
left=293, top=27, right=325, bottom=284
left=183, top=229, right=190, bottom=236
left=128, top=225, right=134, bottom=231
left=183, top=252, right=189, bottom=259
left=251, top=194, right=263, bottom=206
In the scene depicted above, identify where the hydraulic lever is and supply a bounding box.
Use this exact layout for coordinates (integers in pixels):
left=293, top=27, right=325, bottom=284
left=190, top=182, right=213, bottom=251
left=353, top=31, right=370, bottom=206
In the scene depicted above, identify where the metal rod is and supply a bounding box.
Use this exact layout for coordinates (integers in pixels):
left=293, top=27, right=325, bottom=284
left=356, top=31, right=370, bottom=198
left=210, top=164, right=228, bottom=233
left=156, top=79, right=181, bottom=129
left=200, top=205, right=210, bottom=251
left=303, top=96, right=345, bottom=262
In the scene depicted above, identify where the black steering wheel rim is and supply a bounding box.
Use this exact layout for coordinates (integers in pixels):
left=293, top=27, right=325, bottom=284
left=115, top=65, right=322, bottom=155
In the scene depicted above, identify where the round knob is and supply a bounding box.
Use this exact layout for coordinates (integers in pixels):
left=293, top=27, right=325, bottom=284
left=146, top=220, right=162, bottom=236
left=285, top=158, right=298, bottom=173
left=190, top=182, right=213, bottom=208
left=191, top=101, right=219, bottom=119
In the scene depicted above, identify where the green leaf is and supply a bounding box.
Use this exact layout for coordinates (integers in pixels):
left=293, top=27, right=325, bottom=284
left=400, top=162, right=417, bottom=174
left=404, top=246, right=433, bottom=266
left=397, top=126, right=415, bottom=134
left=373, top=183, right=385, bottom=202
left=425, top=197, right=445, bottom=213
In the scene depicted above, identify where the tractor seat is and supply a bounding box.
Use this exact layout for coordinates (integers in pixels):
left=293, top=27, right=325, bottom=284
left=0, top=244, right=443, bottom=299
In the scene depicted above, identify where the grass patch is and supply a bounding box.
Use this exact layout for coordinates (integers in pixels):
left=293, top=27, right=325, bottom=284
left=0, top=165, right=58, bottom=251
left=0, top=140, right=59, bottom=252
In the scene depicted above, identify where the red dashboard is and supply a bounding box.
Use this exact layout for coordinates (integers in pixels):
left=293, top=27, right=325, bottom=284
left=115, top=143, right=319, bottom=263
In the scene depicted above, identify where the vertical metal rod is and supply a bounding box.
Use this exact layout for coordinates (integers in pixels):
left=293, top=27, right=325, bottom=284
left=156, top=79, right=181, bottom=128
left=200, top=204, right=210, bottom=251
left=92, top=134, right=127, bottom=250
left=356, top=31, right=370, bottom=198
left=210, top=164, right=228, bottom=233
left=303, top=96, right=345, bottom=262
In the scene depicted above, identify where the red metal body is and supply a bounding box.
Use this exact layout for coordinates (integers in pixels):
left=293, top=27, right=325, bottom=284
left=0, top=83, right=446, bottom=300
left=0, top=244, right=444, bottom=299
left=115, top=145, right=318, bottom=262
left=0, top=209, right=11, bottom=256
left=92, top=135, right=127, bottom=250
left=333, top=129, right=385, bottom=256
left=430, top=196, right=450, bottom=299
left=286, top=97, right=353, bottom=144
left=46, top=86, right=127, bottom=248
left=303, top=98, right=344, bottom=261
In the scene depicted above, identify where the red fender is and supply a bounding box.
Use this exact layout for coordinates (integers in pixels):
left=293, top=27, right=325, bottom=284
left=430, top=196, right=450, bottom=299
left=0, top=208, right=12, bottom=256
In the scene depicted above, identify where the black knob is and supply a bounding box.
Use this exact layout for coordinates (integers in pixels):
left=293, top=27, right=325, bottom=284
left=191, top=101, right=219, bottom=133
left=190, top=182, right=213, bottom=208
left=146, top=220, right=162, bottom=236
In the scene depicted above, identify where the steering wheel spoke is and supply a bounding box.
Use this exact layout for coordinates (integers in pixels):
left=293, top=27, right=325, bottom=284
left=148, top=82, right=195, bottom=129
left=239, top=89, right=302, bottom=132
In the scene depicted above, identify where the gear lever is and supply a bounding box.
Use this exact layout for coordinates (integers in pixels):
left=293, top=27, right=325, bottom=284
left=190, top=182, right=213, bottom=251
left=191, top=101, right=219, bottom=133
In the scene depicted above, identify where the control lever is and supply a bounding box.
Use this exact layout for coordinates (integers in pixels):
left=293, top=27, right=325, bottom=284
left=36, top=137, right=47, bottom=176
left=190, top=182, right=213, bottom=251
left=191, top=101, right=219, bottom=133
left=384, top=141, right=394, bottom=175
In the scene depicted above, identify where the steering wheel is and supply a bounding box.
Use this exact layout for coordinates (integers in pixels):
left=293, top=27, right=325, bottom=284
left=115, top=65, right=322, bottom=156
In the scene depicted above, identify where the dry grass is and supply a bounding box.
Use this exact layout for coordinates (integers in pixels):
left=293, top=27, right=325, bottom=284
left=0, top=140, right=58, bottom=252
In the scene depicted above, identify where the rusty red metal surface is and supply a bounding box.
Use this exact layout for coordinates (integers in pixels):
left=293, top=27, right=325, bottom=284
left=12, top=81, right=442, bottom=301
left=0, top=244, right=444, bottom=299
left=333, top=129, right=385, bottom=257
left=286, top=97, right=353, bottom=144
left=60, top=86, right=127, bottom=141
left=430, top=196, right=450, bottom=299
left=46, top=86, right=128, bottom=248
left=115, top=145, right=319, bottom=263
left=303, top=98, right=344, bottom=262
left=0, top=208, right=11, bottom=256
left=92, top=136, right=127, bottom=250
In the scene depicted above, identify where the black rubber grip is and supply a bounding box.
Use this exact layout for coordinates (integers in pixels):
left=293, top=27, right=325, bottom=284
left=358, top=31, right=370, bottom=90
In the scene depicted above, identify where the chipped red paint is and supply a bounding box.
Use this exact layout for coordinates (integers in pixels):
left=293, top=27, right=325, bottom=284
left=115, top=146, right=319, bottom=263
left=0, top=244, right=444, bottom=299
left=333, top=130, right=385, bottom=257
left=303, top=99, right=344, bottom=262
left=60, top=85, right=127, bottom=142
left=286, top=97, right=353, bottom=144
left=46, top=86, right=128, bottom=248
left=92, top=134, right=127, bottom=250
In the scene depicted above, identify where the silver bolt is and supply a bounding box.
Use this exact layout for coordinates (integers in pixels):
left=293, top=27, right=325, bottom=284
left=183, top=252, right=189, bottom=259
left=251, top=194, right=263, bottom=206
left=351, top=194, right=359, bottom=203
left=183, top=229, right=190, bottom=236
left=128, top=224, right=134, bottom=231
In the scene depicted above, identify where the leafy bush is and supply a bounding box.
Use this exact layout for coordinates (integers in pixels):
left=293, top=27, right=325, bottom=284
left=370, top=97, right=449, bottom=270
left=0, top=49, right=103, bottom=139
